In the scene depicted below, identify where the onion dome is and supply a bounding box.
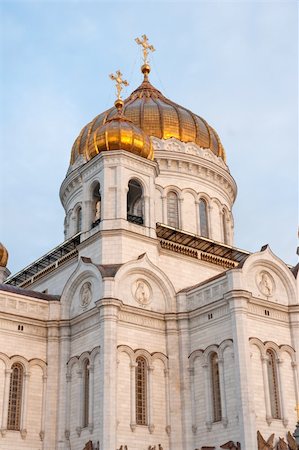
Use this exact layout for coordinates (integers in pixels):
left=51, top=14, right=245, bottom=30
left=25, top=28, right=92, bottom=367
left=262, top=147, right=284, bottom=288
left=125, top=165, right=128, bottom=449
left=87, top=98, right=153, bottom=161
left=70, top=65, right=225, bottom=168
left=0, top=242, right=8, bottom=267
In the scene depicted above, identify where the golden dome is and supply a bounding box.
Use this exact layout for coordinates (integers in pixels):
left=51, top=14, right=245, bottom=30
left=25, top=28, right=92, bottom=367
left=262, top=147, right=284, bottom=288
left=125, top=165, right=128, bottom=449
left=71, top=72, right=225, bottom=166
left=0, top=242, right=8, bottom=268
left=86, top=100, right=153, bottom=161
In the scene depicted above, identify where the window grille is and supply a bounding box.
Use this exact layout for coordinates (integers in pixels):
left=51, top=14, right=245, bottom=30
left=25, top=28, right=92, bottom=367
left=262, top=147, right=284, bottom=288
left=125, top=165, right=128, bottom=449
left=83, top=359, right=89, bottom=427
left=199, top=199, right=209, bottom=237
left=135, top=357, right=147, bottom=425
left=167, top=191, right=179, bottom=228
left=7, top=363, right=23, bottom=430
left=266, top=350, right=281, bottom=419
left=210, top=352, right=222, bottom=422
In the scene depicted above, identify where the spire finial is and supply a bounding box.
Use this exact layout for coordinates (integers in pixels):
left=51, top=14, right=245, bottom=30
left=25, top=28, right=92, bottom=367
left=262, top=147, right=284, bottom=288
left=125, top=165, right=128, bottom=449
left=135, top=34, right=155, bottom=80
left=109, top=70, right=129, bottom=112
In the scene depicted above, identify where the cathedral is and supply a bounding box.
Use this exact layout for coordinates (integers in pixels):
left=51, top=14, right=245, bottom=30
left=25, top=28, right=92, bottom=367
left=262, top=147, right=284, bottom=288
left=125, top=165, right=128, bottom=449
left=0, top=36, right=298, bottom=450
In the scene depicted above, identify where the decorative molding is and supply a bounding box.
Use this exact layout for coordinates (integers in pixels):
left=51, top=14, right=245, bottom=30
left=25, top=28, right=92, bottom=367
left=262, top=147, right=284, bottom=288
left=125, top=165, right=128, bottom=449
left=118, top=311, right=165, bottom=331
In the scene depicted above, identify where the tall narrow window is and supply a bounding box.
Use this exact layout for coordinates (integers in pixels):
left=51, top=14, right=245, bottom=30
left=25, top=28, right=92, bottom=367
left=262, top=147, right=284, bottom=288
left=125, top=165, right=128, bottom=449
left=7, top=363, right=23, bottom=430
left=77, top=206, right=82, bottom=233
left=222, top=209, right=228, bottom=244
left=267, top=350, right=281, bottom=419
left=135, top=357, right=147, bottom=425
left=127, top=179, right=144, bottom=225
left=199, top=199, right=209, bottom=237
left=83, top=359, right=89, bottom=428
left=210, top=352, right=222, bottom=422
left=167, top=191, right=179, bottom=228
left=92, top=183, right=101, bottom=227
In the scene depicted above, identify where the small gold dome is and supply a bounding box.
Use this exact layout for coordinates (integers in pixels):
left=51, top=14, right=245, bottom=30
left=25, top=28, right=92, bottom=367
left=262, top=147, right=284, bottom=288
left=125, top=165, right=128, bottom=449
left=0, top=243, right=8, bottom=268
left=71, top=77, right=225, bottom=166
left=86, top=108, right=153, bottom=161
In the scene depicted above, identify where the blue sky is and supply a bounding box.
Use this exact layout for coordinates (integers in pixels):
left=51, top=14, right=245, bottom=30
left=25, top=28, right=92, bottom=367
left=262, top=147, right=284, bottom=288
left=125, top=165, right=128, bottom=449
left=0, top=0, right=298, bottom=275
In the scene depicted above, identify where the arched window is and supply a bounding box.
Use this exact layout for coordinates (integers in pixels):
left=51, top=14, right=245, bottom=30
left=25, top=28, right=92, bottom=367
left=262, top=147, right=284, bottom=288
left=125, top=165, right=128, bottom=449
left=92, top=183, right=101, bottom=227
left=83, top=359, right=89, bottom=428
left=222, top=209, right=228, bottom=244
left=167, top=191, right=179, bottom=228
left=210, top=352, right=222, bottom=422
left=135, top=356, right=147, bottom=425
left=76, top=206, right=82, bottom=233
left=127, top=179, right=144, bottom=225
left=199, top=199, right=209, bottom=238
left=7, top=363, right=23, bottom=430
left=266, top=350, right=281, bottom=419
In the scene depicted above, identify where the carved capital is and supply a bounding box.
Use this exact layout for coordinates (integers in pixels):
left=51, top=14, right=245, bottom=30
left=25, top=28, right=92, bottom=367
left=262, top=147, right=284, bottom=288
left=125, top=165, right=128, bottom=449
left=130, top=422, right=136, bottom=432
left=266, top=415, right=272, bottom=425
left=20, top=428, right=27, bottom=439
left=76, top=426, right=81, bottom=437
left=88, top=422, right=94, bottom=433
left=148, top=423, right=155, bottom=434
left=222, top=417, right=228, bottom=428
left=39, top=430, right=45, bottom=441
left=65, top=429, right=70, bottom=440
left=165, top=425, right=171, bottom=435
left=205, top=421, right=212, bottom=431
left=282, top=418, right=288, bottom=427
left=0, top=428, right=7, bottom=437
left=192, top=424, right=197, bottom=434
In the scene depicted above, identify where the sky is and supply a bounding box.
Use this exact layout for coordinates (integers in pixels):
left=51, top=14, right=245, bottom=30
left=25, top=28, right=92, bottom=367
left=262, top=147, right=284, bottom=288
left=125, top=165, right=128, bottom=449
left=0, top=0, right=298, bottom=276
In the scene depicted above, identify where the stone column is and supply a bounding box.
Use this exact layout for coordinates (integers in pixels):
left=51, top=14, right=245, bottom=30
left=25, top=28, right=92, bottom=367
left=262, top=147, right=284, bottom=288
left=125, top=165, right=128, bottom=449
left=162, top=195, right=167, bottom=224
left=277, top=359, right=288, bottom=427
left=76, top=369, right=83, bottom=435
left=177, top=315, right=192, bottom=450
left=88, top=364, right=95, bottom=433
left=144, top=194, right=150, bottom=228
left=165, top=315, right=183, bottom=450
left=226, top=291, right=257, bottom=449
left=218, top=357, right=228, bottom=427
left=1, top=368, right=12, bottom=436
left=40, top=374, right=47, bottom=443
left=130, top=362, right=137, bottom=432
left=164, top=368, right=171, bottom=436
left=179, top=197, right=184, bottom=229
left=188, top=367, right=197, bottom=435
left=97, top=299, right=119, bottom=450
left=56, top=323, right=71, bottom=450
left=20, top=371, right=30, bottom=439
left=261, top=355, right=272, bottom=424
left=147, top=365, right=155, bottom=434
left=202, top=362, right=212, bottom=430
left=44, top=322, right=60, bottom=450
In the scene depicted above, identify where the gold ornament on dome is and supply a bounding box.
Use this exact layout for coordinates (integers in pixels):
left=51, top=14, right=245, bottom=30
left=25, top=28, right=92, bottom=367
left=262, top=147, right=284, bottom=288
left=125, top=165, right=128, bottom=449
left=109, top=70, right=129, bottom=110
left=135, top=34, right=155, bottom=65
left=0, top=242, right=8, bottom=268
left=70, top=37, right=226, bottom=167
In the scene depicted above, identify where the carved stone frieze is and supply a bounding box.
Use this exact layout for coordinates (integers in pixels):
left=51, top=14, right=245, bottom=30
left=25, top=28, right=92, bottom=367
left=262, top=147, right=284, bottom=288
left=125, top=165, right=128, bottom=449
left=220, top=442, right=241, bottom=450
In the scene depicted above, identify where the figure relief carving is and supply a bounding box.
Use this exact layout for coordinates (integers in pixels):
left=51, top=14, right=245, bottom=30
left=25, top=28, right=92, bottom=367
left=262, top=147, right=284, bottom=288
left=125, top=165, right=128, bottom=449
left=257, top=431, right=275, bottom=450
left=287, top=431, right=298, bottom=450
left=257, top=271, right=275, bottom=297
left=220, top=442, right=241, bottom=450
left=276, top=437, right=288, bottom=450
left=80, top=282, right=92, bottom=307
left=133, top=279, right=151, bottom=306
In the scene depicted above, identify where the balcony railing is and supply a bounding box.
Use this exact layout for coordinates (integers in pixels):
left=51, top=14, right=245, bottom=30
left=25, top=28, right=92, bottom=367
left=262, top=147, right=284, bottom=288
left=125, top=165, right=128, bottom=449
left=127, top=214, right=143, bottom=225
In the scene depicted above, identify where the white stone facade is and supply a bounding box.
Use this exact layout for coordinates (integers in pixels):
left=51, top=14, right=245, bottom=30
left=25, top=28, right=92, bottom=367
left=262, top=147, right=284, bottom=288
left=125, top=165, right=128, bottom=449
left=0, top=133, right=298, bottom=450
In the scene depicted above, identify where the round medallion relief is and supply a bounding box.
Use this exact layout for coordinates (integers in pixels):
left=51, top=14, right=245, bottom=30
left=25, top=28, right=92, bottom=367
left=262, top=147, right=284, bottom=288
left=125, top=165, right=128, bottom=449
left=132, top=279, right=152, bottom=306
left=80, top=282, right=92, bottom=307
left=256, top=271, right=275, bottom=297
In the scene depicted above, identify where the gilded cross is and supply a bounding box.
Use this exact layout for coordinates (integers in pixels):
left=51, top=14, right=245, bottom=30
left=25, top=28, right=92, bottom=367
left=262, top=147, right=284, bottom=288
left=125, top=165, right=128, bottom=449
left=135, top=34, right=155, bottom=65
left=109, top=70, right=129, bottom=100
